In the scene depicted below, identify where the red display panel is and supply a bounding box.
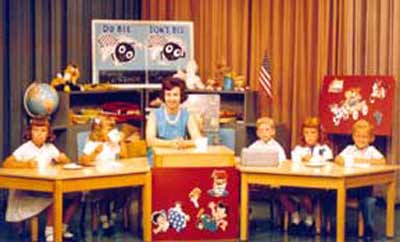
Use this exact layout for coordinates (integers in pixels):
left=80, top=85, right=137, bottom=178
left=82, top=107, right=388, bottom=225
left=319, top=75, right=395, bottom=135
left=151, top=167, right=239, bottom=240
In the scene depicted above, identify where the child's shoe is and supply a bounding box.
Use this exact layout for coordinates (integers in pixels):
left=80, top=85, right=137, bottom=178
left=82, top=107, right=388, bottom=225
left=364, top=225, right=374, bottom=241
left=62, top=224, right=74, bottom=239
left=45, top=225, right=75, bottom=242
left=287, top=212, right=302, bottom=235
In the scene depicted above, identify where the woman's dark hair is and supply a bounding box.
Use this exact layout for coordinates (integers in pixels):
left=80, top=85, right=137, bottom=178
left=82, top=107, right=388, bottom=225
left=160, top=77, right=188, bottom=103
left=24, top=118, right=55, bottom=142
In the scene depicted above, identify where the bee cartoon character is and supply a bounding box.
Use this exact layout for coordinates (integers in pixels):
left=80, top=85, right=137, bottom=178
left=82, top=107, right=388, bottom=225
left=113, top=42, right=135, bottom=63
left=162, top=42, right=185, bottom=61
left=147, top=34, right=187, bottom=64
left=97, top=34, right=141, bottom=66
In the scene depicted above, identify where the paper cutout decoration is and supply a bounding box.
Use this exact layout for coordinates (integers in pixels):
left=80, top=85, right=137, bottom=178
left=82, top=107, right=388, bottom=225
left=189, top=187, right=201, bottom=208
left=329, top=88, right=368, bottom=126
left=196, top=201, right=228, bottom=232
left=208, top=170, right=229, bottom=198
left=168, top=202, right=190, bottom=232
left=152, top=210, right=170, bottom=234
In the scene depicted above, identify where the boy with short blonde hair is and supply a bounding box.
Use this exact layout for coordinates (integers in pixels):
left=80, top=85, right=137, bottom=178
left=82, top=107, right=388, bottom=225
left=335, top=119, right=385, bottom=239
left=248, top=116, right=286, bottom=162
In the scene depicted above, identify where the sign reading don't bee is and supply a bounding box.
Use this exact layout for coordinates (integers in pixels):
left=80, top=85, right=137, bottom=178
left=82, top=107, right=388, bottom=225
left=92, top=20, right=194, bottom=85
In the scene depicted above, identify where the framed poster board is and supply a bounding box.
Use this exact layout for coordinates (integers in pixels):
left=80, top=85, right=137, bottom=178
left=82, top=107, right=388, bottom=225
left=319, top=75, right=395, bottom=136
left=92, top=20, right=194, bottom=85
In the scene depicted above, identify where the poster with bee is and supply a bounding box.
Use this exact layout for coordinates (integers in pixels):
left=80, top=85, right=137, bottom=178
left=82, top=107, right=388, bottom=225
left=92, top=20, right=194, bottom=85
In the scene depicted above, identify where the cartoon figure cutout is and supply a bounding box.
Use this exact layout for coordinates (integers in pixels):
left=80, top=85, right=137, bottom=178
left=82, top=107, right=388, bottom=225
left=189, top=187, right=201, bottom=208
left=151, top=210, right=170, bottom=234
left=369, top=80, right=387, bottom=103
left=329, top=88, right=369, bottom=126
left=208, top=170, right=229, bottom=197
left=196, top=201, right=228, bottom=232
left=147, top=34, right=186, bottom=65
left=167, top=202, right=190, bottom=232
left=97, top=34, right=142, bottom=65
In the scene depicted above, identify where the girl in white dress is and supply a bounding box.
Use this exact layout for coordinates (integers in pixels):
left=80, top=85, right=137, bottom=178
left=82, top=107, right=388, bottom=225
left=79, top=115, right=128, bottom=236
left=3, top=118, right=80, bottom=241
left=280, top=117, right=333, bottom=234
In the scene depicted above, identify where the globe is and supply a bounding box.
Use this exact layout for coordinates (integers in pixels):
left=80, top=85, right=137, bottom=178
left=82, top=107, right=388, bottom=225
left=23, top=82, right=60, bottom=118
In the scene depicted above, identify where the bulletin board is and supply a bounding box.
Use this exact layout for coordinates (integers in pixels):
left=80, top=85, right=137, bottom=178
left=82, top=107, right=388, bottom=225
left=92, top=20, right=194, bottom=84
left=319, top=75, right=395, bottom=135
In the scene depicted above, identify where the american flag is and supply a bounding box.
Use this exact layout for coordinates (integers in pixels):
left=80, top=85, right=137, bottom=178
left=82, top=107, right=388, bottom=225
left=259, top=53, right=273, bottom=98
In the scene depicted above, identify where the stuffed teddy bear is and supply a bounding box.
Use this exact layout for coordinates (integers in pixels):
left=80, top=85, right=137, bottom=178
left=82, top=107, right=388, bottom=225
left=51, top=64, right=83, bottom=92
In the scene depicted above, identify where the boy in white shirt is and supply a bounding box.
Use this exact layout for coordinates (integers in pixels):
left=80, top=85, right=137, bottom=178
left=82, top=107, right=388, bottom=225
left=335, top=119, right=385, bottom=240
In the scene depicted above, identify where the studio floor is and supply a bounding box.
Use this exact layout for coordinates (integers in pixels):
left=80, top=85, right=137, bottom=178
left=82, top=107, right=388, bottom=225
left=0, top=199, right=398, bottom=242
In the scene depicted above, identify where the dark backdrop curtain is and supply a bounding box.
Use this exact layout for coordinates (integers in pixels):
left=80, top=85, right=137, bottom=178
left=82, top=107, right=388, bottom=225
left=0, top=0, right=141, bottom=158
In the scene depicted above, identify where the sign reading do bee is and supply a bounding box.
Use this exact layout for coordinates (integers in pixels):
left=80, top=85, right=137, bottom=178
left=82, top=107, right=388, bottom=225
left=92, top=20, right=194, bottom=85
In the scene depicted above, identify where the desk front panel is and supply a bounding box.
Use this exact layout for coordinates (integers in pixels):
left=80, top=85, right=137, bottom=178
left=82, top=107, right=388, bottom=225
left=152, top=167, right=239, bottom=240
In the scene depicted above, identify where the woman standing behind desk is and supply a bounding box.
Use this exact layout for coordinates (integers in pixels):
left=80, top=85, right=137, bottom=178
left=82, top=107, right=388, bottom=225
left=146, top=77, right=201, bottom=149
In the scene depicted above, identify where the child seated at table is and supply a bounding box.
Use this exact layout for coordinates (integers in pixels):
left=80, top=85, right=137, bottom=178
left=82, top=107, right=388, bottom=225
left=3, top=118, right=80, bottom=242
left=248, top=117, right=286, bottom=162
left=280, top=116, right=333, bottom=234
left=79, top=115, right=129, bottom=236
left=335, top=119, right=385, bottom=239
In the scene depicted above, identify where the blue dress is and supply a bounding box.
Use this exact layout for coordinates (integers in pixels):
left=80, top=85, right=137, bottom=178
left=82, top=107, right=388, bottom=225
left=154, top=106, right=189, bottom=140
left=147, top=106, right=190, bottom=165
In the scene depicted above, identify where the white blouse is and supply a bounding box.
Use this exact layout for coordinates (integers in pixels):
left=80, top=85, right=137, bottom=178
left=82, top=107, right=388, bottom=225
left=6, top=141, right=59, bottom=222
left=291, top=144, right=333, bottom=163
left=339, top=145, right=383, bottom=160
left=83, top=140, right=120, bottom=166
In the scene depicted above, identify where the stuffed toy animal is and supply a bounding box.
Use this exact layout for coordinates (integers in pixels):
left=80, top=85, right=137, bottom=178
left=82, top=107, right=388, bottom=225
left=51, top=64, right=83, bottom=92
left=173, top=60, right=205, bottom=89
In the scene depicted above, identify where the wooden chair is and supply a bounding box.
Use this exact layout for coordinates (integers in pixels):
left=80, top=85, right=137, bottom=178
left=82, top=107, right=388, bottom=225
left=326, top=198, right=364, bottom=237
left=249, top=185, right=280, bottom=227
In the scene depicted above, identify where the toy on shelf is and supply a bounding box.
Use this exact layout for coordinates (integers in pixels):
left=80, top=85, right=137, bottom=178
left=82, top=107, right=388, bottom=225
left=206, top=59, right=231, bottom=91
left=51, top=64, right=83, bottom=92
left=173, top=59, right=205, bottom=90
left=206, top=59, right=247, bottom=91
left=233, top=75, right=246, bottom=91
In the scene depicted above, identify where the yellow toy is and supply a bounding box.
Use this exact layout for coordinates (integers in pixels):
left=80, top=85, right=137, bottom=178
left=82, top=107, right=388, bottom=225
left=51, top=64, right=83, bottom=92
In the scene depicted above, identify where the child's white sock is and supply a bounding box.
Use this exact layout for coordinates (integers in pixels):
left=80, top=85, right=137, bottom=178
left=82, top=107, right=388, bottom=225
left=62, top=224, right=74, bottom=238
left=110, top=212, right=117, bottom=226
left=100, top=215, right=110, bottom=229
left=305, top=214, right=313, bottom=226
left=291, top=211, right=300, bottom=225
left=45, top=226, right=53, bottom=242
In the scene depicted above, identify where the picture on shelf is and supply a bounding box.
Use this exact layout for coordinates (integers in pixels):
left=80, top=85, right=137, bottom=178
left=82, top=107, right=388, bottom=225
left=182, top=94, right=220, bottom=144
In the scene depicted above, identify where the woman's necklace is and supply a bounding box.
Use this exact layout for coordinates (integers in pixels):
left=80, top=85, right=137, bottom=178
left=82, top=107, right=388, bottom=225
left=164, top=107, right=181, bottom=125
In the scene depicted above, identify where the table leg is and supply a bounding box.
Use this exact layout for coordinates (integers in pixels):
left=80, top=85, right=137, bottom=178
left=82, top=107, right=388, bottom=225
left=240, top=174, right=249, bottom=241
left=143, top=172, right=152, bottom=242
left=31, top=216, right=38, bottom=242
left=336, top=184, right=346, bottom=242
left=386, top=176, right=396, bottom=238
left=54, top=181, right=63, bottom=242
